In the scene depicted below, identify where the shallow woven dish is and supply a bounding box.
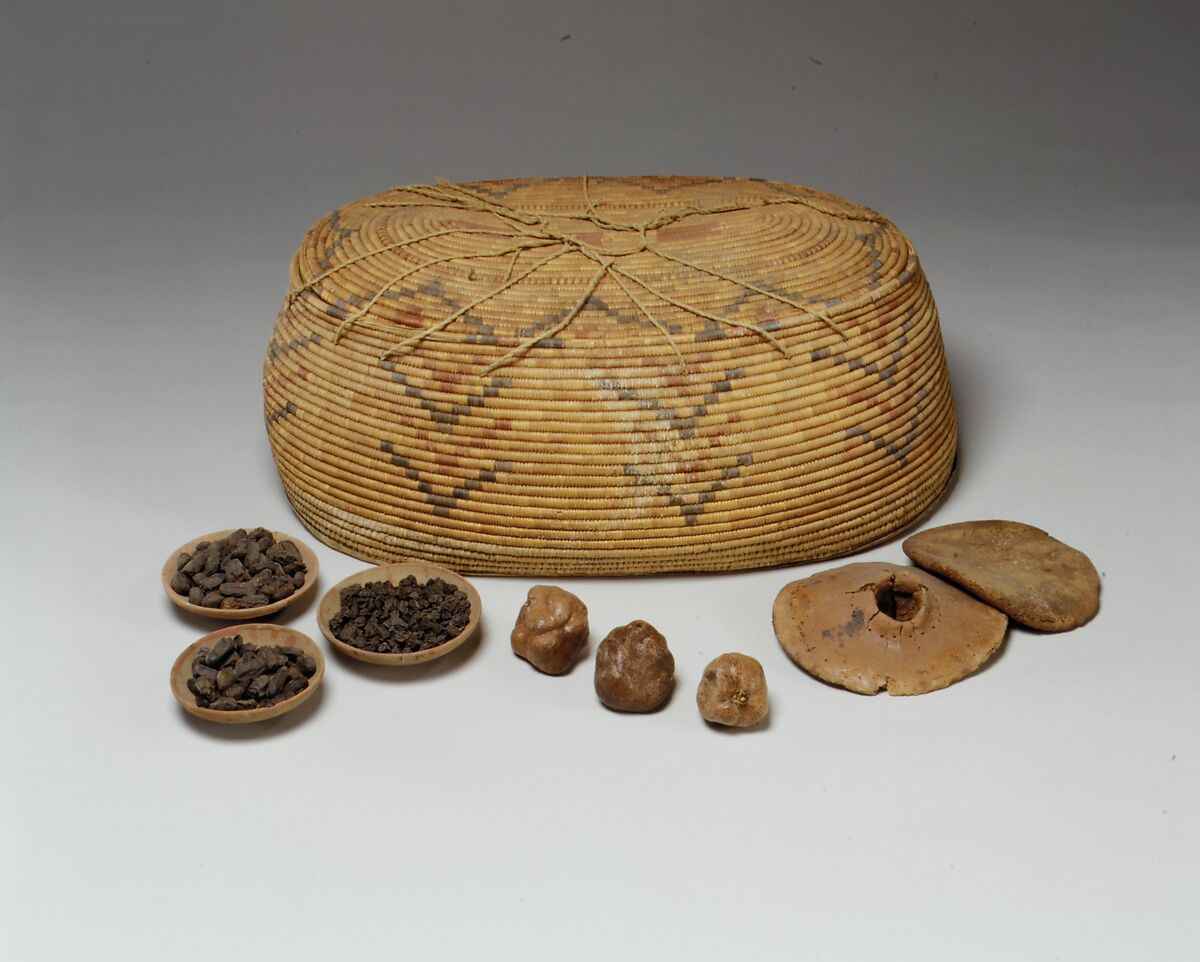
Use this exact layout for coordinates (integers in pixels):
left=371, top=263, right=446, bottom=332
left=169, top=624, right=325, bottom=725
left=265, top=176, right=957, bottom=575
left=162, top=529, right=320, bottom=620
left=317, top=561, right=482, bottom=666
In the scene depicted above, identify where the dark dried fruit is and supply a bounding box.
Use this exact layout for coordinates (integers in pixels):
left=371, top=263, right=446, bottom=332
left=234, top=656, right=265, bottom=679
left=267, top=541, right=302, bottom=567
left=206, top=636, right=236, bottom=668
left=266, top=669, right=288, bottom=697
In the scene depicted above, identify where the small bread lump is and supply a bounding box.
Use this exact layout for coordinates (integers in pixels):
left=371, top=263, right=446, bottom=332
left=696, top=653, right=768, bottom=727
left=510, top=585, right=589, bottom=675
left=594, top=620, right=674, bottom=712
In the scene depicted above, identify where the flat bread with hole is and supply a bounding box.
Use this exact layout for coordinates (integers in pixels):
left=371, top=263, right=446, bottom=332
left=772, top=562, right=1007, bottom=695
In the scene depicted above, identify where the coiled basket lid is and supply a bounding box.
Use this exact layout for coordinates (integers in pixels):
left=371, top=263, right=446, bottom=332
left=264, top=176, right=956, bottom=575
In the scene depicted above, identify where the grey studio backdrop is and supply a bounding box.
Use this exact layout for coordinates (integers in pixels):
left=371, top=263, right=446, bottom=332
left=2, top=2, right=1197, bottom=960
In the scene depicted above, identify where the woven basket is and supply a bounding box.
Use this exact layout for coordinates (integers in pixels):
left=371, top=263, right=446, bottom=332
left=264, top=176, right=956, bottom=575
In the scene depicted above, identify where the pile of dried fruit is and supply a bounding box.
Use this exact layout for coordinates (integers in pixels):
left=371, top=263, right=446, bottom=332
left=170, top=528, right=306, bottom=610
left=329, top=577, right=472, bottom=654
left=187, top=634, right=316, bottom=711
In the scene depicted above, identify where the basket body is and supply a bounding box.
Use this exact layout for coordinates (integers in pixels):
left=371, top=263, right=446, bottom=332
left=264, top=176, right=957, bottom=575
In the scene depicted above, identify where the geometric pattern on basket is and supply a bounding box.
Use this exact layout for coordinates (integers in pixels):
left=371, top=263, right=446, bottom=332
left=263, top=175, right=957, bottom=575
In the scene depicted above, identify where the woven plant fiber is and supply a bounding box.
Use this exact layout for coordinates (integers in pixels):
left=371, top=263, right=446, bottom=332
left=264, top=176, right=957, bottom=575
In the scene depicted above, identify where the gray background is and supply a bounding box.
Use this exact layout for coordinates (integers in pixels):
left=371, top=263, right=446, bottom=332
left=3, top=1, right=1197, bottom=959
